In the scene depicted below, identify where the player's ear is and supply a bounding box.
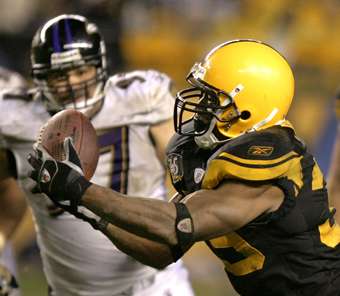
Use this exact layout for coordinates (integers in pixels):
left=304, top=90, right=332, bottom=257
left=64, top=137, right=82, bottom=168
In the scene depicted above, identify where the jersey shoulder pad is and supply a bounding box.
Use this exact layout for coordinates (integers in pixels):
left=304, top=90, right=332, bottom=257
left=202, top=127, right=301, bottom=189
left=166, top=133, right=211, bottom=195
left=108, top=70, right=171, bottom=90
left=166, top=133, right=193, bottom=155
left=97, top=70, right=174, bottom=128
left=0, top=92, right=49, bottom=141
left=0, top=67, right=27, bottom=89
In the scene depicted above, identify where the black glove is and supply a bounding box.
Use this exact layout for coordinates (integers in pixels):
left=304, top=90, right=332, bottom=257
left=0, top=264, right=19, bottom=296
left=28, top=138, right=108, bottom=231
left=27, top=137, right=92, bottom=212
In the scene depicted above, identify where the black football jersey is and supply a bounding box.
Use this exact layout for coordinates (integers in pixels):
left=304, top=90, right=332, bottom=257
left=166, top=132, right=213, bottom=195
left=166, top=125, right=340, bottom=296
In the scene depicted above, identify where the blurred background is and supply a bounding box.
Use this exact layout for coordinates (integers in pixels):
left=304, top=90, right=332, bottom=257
left=1, top=0, right=339, bottom=295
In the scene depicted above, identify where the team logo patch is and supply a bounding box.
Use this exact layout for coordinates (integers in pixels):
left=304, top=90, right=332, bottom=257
left=194, top=168, right=205, bottom=184
left=167, top=153, right=183, bottom=183
left=40, top=169, right=51, bottom=183
left=177, top=218, right=192, bottom=233
left=248, top=145, right=274, bottom=156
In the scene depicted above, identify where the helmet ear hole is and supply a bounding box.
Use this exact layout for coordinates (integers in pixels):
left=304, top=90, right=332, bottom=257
left=240, top=110, right=251, bottom=120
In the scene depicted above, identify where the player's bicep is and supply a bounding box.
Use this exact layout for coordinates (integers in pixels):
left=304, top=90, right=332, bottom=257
left=185, top=181, right=284, bottom=241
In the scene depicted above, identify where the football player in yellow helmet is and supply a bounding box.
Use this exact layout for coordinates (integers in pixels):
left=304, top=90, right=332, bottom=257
left=28, top=39, right=340, bottom=296
left=174, top=39, right=294, bottom=148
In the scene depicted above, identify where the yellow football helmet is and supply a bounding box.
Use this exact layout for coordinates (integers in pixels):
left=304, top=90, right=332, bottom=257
left=174, top=39, right=295, bottom=149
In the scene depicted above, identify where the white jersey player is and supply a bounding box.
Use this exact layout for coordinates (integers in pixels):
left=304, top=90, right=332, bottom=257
left=0, top=15, right=194, bottom=296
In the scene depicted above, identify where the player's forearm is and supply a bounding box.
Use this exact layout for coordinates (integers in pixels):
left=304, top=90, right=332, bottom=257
left=101, top=223, right=174, bottom=269
left=81, top=184, right=178, bottom=246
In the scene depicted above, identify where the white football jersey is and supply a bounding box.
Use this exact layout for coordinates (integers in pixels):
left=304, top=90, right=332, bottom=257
left=0, top=70, right=193, bottom=296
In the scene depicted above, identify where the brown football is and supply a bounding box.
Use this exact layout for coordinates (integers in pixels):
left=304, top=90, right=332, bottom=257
left=37, top=109, right=99, bottom=180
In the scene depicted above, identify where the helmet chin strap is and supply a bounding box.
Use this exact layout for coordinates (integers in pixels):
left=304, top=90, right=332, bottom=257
left=195, top=107, right=279, bottom=149
left=194, top=118, right=222, bottom=149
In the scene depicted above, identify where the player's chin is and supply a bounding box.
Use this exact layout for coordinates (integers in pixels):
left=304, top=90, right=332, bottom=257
left=60, top=97, right=87, bottom=110
left=74, top=92, right=95, bottom=107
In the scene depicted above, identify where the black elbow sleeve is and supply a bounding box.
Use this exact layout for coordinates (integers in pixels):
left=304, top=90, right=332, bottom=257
left=170, top=202, right=194, bottom=261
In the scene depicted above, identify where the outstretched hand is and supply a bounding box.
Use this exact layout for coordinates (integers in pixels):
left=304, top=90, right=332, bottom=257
left=27, top=137, right=92, bottom=212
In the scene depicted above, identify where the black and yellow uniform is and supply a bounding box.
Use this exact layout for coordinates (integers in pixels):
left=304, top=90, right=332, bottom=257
left=166, top=125, right=340, bottom=296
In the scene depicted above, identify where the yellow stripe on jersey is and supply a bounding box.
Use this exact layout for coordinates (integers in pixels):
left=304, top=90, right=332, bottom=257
left=202, top=151, right=302, bottom=189
left=217, top=150, right=299, bottom=166
left=312, top=162, right=324, bottom=191
left=318, top=216, right=340, bottom=248
left=282, top=157, right=304, bottom=192
left=209, top=232, right=265, bottom=276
